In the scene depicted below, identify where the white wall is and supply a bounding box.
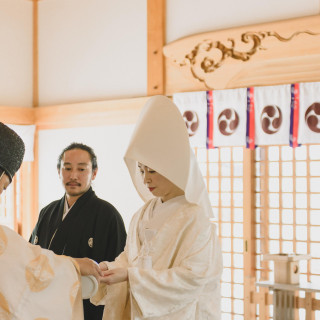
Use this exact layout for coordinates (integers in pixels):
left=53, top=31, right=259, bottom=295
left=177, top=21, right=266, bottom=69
left=38, top=125, right=143, bottom=231
left=166, top=0, right=320, bottom=43
left=38, top=0, right=147, bottom=106
left=0, top=0, right=33, bottom=107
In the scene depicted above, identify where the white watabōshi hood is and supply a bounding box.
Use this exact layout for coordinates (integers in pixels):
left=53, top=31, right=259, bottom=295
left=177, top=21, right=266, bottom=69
left=124, top=95, right=214, bottom=218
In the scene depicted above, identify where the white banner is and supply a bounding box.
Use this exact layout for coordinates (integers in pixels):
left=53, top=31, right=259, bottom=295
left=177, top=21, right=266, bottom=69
left=211, top=88, right=247, bottom=147
left=254, top=84, right=291, bottom=145
left=173, top=81, right=320, bottom=149
left=298, top=82, right=320, bottom=144
left=173, top=91, right=207, bottom=148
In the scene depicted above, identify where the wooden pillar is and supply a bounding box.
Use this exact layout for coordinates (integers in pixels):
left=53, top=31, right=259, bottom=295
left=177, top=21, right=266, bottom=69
left=243, top=148, right=256, bottom=320
left=16, top=0, right=41, bottom=238
left=305, top=292, right=315, bottom=320
left=147, top=0, right=165, bottom=95
left=259, top=147, right=270, bottom=319
left=33, top=0, right=39, bottom=225
left=19, top=162, right=37, bottom=239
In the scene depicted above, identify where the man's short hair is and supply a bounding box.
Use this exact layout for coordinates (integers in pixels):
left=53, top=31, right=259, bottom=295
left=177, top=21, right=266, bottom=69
left=57, top=143, right=98, bottom=170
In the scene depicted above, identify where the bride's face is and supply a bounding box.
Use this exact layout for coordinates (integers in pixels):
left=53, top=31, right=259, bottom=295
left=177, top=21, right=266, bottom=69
left=138, top=163, right=184, bottom=202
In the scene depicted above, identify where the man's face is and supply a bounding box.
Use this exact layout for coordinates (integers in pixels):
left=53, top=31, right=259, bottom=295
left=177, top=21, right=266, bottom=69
left=58, top=149, right=97, bottom=198
left=0, top=172, right=10, bottom=196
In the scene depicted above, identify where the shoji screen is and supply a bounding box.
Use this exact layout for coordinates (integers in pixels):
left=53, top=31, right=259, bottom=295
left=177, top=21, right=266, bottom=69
left=195, top=146, right=245, bottom=320
left=195, top=143, right=320, bottom=320
left=255, top=144, right=320, bottom=319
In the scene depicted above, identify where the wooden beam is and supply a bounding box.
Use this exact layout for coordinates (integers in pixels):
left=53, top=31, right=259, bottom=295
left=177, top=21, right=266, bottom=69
left=147, top=0, right=165, bottom=95
left=0, top=106, right=34, bottom=124
left=34, top=97, right=148, bottom=130
left=0, top=96, right=148, bottom=128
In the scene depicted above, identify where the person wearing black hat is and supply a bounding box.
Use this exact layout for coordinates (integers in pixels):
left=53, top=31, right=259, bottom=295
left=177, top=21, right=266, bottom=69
left=0, top=122, right=101, bottom=319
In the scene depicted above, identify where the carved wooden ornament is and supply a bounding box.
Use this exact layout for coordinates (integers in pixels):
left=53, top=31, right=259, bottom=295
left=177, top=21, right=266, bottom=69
left=163, top=15, right=320, bottom=94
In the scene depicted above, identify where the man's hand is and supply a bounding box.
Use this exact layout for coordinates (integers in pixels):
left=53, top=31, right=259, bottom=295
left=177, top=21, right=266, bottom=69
left=100, top=268, right=128, bottom=285
left=73, top=257, right=103, bottom=282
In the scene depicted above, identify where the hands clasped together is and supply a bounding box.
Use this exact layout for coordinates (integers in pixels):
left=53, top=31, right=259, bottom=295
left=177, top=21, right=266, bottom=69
left=74, top=257, right=128, bottom=285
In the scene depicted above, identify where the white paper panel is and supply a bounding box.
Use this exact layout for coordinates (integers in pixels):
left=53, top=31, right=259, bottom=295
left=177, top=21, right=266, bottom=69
left=38, top=0, right=147, bottom=106
left=166, top=0, right=320, bottom=43
left=0, top=0, right=32, bottom=107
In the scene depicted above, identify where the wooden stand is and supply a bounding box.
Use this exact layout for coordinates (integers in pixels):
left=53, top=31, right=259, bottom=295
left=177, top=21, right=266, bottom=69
left=256, top=281, right=320, bottom=320
left=263, top=254, right=311, bottom=285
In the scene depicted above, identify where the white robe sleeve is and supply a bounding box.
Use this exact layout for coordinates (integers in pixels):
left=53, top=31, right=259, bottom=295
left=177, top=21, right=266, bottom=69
left=0, top=225, right=83, bottom=320
left=90, top=246, right=130, bottom=319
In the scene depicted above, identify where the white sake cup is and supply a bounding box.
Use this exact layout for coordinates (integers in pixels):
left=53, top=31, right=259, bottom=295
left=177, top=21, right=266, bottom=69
left=81, top=275, right=98, bottom=299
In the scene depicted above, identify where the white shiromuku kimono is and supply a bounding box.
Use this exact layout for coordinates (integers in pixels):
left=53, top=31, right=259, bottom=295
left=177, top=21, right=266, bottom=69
left=92, top=95, right=223, bottom=319
left=0, top=225, right=84, bottom=320
left=92, top=196, right=222, bottom=319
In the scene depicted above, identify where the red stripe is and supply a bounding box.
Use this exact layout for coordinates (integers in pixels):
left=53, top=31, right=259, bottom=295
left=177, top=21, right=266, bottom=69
left=249, top=87, right=255, bottom=149
left=292, top=83, right=300, bottom=147
left=208, top=91, right=214, bottom=148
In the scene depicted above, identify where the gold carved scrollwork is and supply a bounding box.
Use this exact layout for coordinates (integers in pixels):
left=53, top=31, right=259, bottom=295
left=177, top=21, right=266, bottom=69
left=179, top=30, right=319, bottom=88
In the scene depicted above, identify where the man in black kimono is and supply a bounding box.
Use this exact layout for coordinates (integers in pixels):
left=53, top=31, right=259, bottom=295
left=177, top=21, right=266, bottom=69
left=30, top=142, right=127, bottom=320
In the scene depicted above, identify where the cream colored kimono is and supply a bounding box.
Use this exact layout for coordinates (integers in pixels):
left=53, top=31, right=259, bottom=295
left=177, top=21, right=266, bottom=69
left=0, top=225, right=83, bottom=320
left=92, top=196, right=222, bottom=319
left=92, top=95, right=223, bottom=319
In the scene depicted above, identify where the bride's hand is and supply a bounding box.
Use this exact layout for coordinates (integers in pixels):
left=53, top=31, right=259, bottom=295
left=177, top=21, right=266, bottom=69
left=99, top=261, right=109, bottom=272
left=100, top=268, right=128, bottom=285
